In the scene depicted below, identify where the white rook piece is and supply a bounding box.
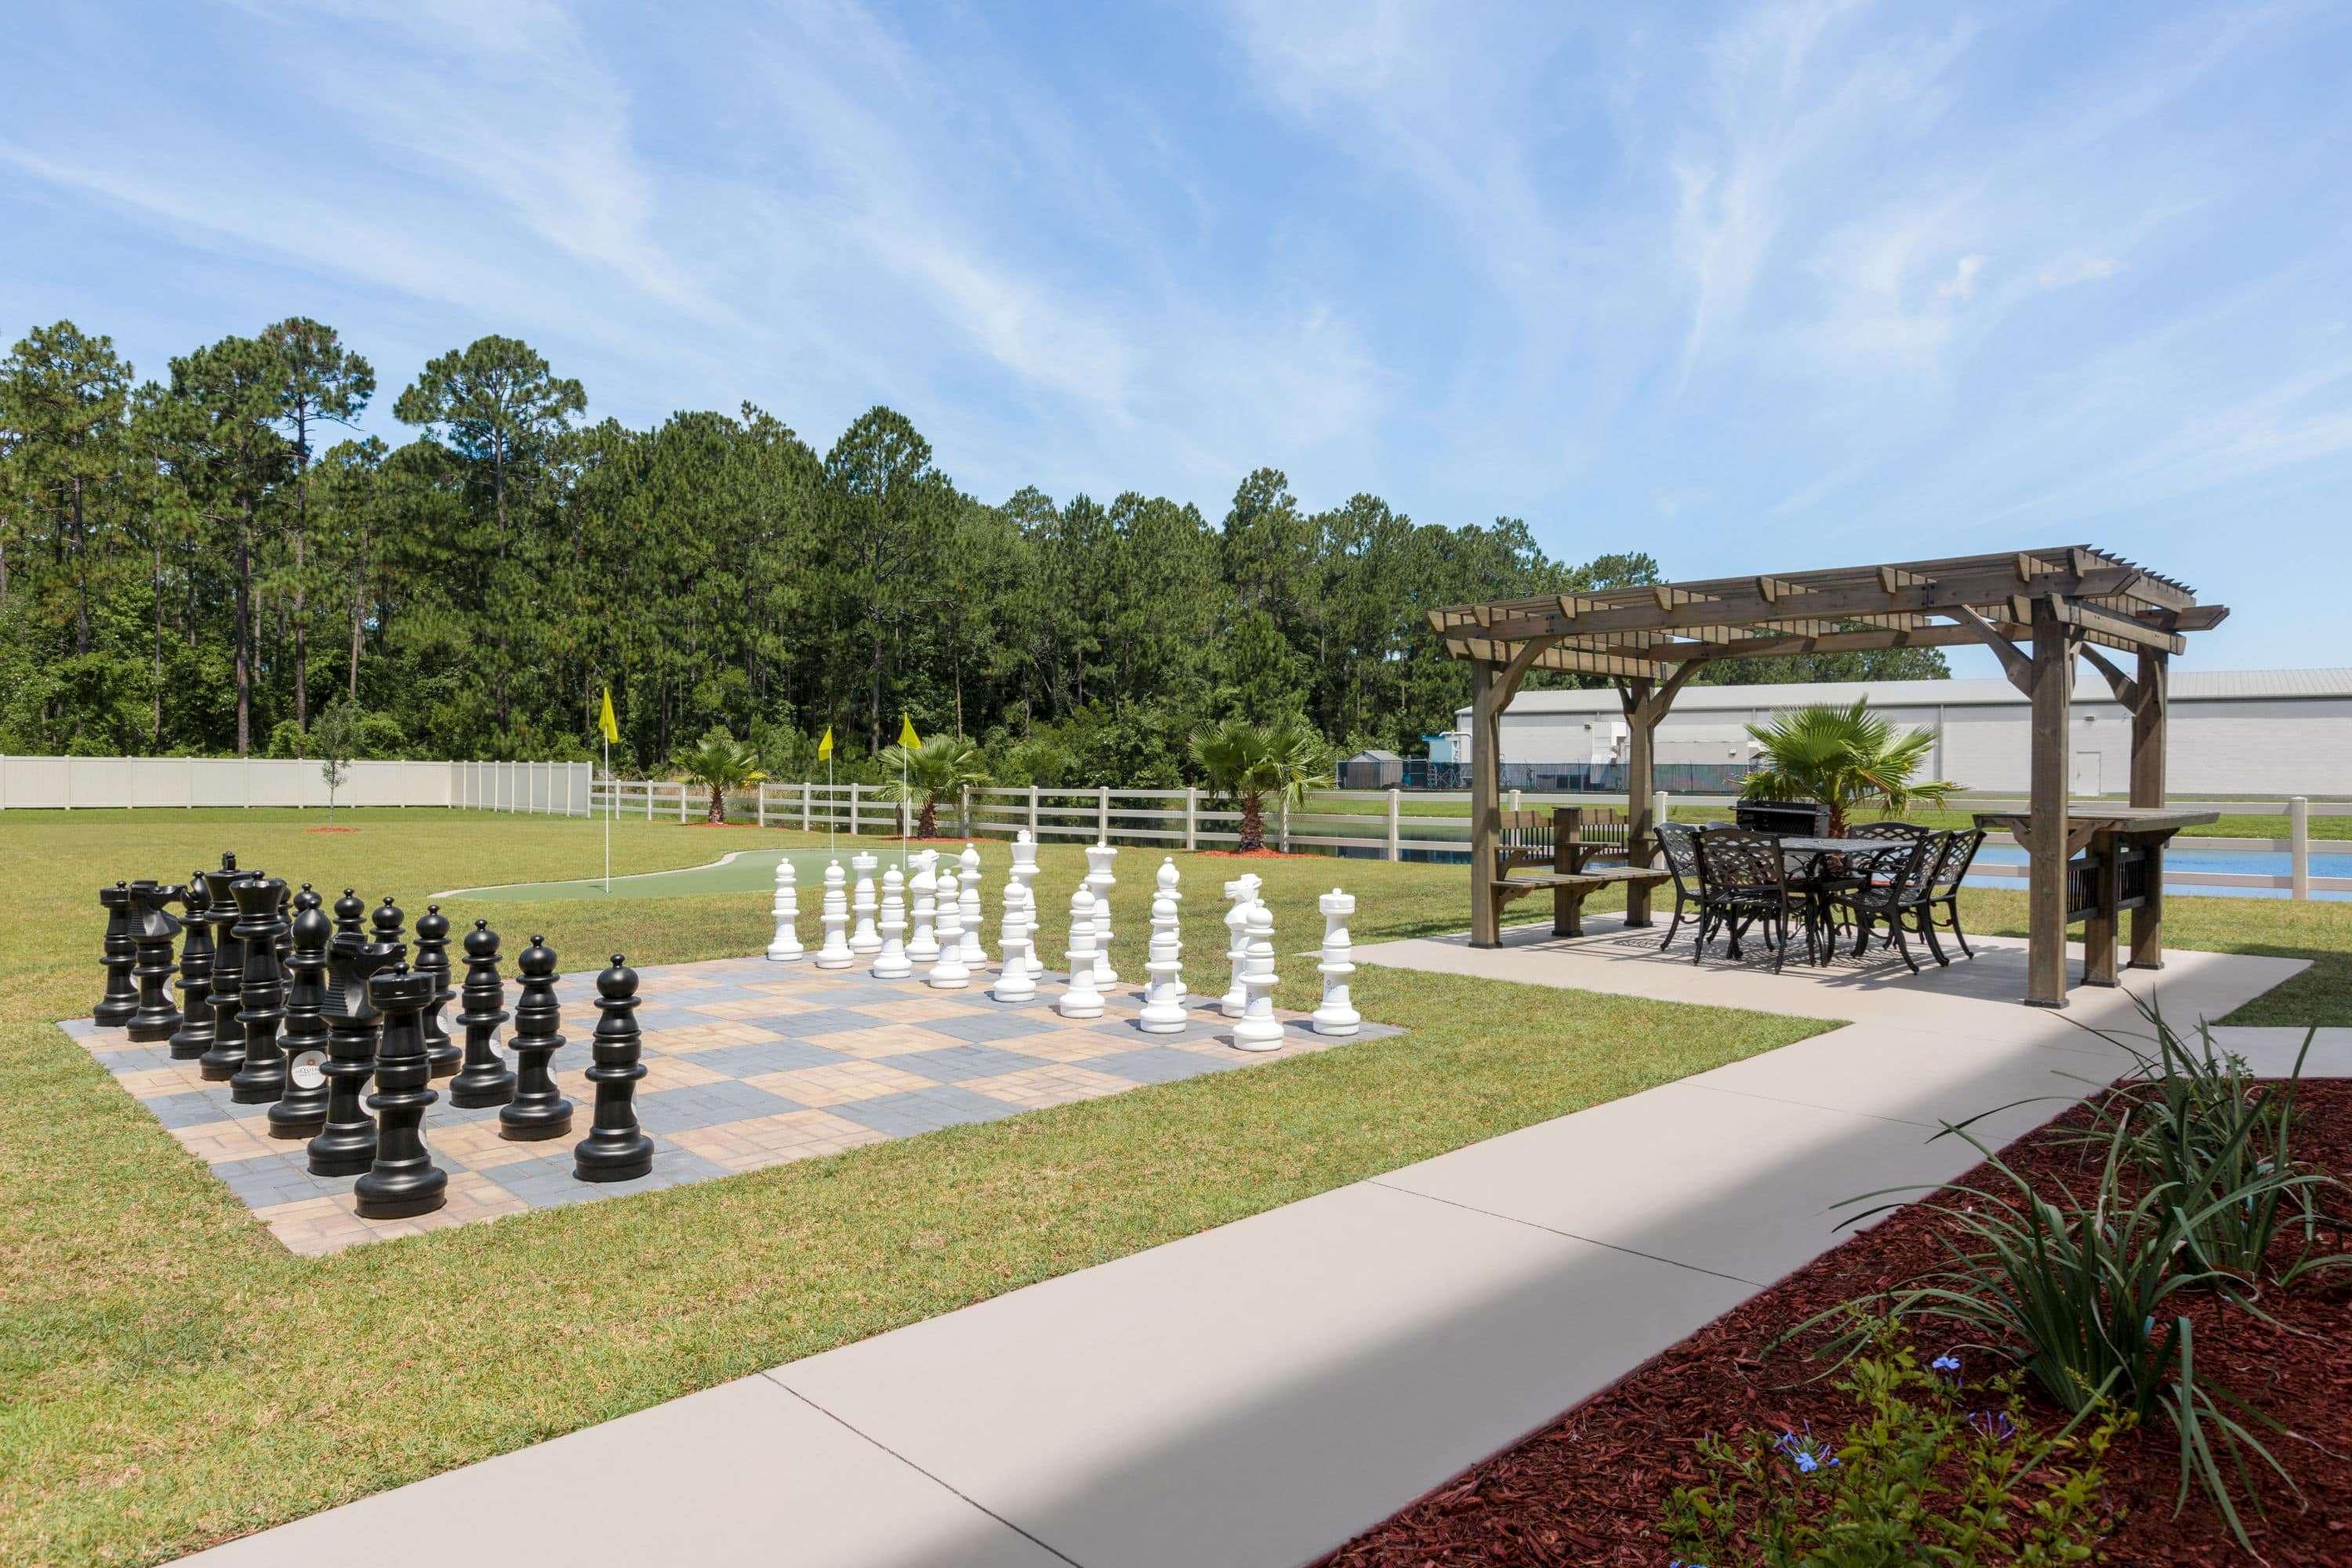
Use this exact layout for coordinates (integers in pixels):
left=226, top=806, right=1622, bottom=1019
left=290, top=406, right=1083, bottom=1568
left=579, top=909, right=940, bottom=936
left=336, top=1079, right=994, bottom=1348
left=1232, top=901, right=1284, bottom=1051
left=928, top=868, right=971, bottom=988
left=848, top=851, right=882, bottom=955
left=1312, top=887, right=1359, bottom=1036
left=873, top=866, right=911, bottom=979
left=815, top=860, right=853, bottom=969
left=765, top=857, right=803, bottom=961
left=957, top=842, right=986, bottom=964
left=993, top=881, right=1036, bottom=1003
left=1220, top=873, right=1262, bottom=1018
left=1059, top=887, right=1105, bottom=1018
left=907, top=850, right=940, bottom=964
left=1084, top=840, right=1119, bottom=988
left=1008, top=833, right=1042, bottom=980
left=1138, top=857, right=1187, bottom=1033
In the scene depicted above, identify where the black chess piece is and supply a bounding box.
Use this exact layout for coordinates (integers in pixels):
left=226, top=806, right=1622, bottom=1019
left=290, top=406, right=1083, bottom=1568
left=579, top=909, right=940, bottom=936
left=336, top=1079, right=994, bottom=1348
left=229, top=877, right=291, bottom=1103
left=125, top=882, right=185, bottom=1042
left=449, top=920, right=517, bottom=1108
left=274, top=879, right=293, bottom=975
left=372, top=895, right=405, bottom=947
left=354, top=961, right=448, bottom=1219
left=415, top=905, right=459, bottom=1079
left=268, top=895, right=334, bottom=1138
left=332, top=887, right=366, bottom=942
left=308, top=931, right=402, bottom=1176
left=94, top=883, right=140, bottom=1026
left=499, top=936, right=572, bottom=1141
left=574, top=953, right=653, bottom=1182
left=167, top=875, right=216, bottom=1061
left=199, top=862, right=255, bottom=1080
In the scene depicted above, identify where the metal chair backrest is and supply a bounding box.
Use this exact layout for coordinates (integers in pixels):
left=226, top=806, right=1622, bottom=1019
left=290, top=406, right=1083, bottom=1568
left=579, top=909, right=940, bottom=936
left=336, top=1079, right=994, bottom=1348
left=1929, top=828, right=1985, bottom=896
left=1845, top=822, right=1929, bottom=842
left=1896, top=832, right=1947, bottom=899
left=1697, top=828, right=1786, bottom=897
left=1656, top=822, right=1701, bottom=898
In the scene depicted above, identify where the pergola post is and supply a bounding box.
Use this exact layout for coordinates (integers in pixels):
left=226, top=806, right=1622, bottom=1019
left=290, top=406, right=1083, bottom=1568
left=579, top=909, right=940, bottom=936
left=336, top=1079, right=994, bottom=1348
left=2025, top=600, right=2074, bottom=1007
left=1468, top=658, right=1502, bottom=947
left=2129, top=649, right=2169, bottom=969
left=1621, top=677, right=1657, bottom=927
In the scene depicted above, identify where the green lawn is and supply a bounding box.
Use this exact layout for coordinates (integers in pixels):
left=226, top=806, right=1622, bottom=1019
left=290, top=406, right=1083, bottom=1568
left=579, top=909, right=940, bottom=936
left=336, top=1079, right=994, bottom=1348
left=2, top=808, right=1832, bottom=1567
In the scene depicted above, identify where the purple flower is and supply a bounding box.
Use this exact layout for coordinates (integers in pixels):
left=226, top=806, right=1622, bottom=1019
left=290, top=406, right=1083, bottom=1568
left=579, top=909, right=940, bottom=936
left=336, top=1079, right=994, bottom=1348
left=1774, top=1425, right=1842, bottom=1475
left=1970, top=1410, right=2020, bottom=1443
left=1930, top=1353, right=1962, bottom=1377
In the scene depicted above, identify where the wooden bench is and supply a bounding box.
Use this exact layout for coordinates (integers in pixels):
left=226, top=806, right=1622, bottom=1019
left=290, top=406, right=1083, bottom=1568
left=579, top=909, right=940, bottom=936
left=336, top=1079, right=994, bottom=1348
left=1491, top=807, right=1674, bottom=938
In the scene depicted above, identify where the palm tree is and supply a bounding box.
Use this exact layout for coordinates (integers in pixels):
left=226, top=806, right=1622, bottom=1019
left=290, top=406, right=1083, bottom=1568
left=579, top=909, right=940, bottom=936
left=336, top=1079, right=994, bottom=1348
left=672, top=731, right=767, bottom=824
left=878, top=735, right=989, bottom=838
left=1740, top=698, right=1958, bottom=836
left=1189, top=717, right=1334, bottom=852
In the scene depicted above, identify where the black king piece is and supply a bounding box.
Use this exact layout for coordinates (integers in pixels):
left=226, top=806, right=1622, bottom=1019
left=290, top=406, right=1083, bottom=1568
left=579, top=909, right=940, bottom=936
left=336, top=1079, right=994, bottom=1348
left=228, top=877, right=291, bottom=1104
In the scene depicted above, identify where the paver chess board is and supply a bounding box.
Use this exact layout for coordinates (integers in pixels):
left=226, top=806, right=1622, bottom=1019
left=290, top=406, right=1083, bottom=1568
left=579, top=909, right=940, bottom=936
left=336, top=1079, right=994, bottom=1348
left=63, top=954, right=1399, bottom=1255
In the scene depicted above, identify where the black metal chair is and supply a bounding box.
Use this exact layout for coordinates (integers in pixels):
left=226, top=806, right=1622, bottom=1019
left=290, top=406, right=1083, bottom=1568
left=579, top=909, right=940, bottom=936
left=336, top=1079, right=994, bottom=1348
left=1842, top=821, right=1931, bottom=843
left=1920, top=827, right=1985, bottom=960
left=1654, top=822, right=1703, bottom=951
left=1829, top=834, right=1940, bottom=973
left=1692, top=828, right=1813, bottom=973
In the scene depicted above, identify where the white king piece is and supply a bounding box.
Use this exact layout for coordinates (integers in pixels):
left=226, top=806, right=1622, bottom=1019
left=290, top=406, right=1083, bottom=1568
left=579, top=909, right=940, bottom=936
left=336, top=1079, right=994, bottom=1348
left=1312, top=887, right=1359, bottom=1036
left=765, top=856, right=803, bottom=961
left=1007, top=832, right=1042, bottom=981
left=1083, top=840, right=1119, bottom=988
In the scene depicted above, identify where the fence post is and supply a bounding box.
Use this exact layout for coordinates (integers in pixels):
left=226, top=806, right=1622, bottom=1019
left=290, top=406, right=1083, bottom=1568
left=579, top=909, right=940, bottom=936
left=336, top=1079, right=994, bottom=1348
left=1279, top=796, right=1291, bottom=852
left=801, top=780, right=811, bottom=831
left=1185, top=786, right=1197, bottom=851
left=1507, top=786, right=1521, bottom=816
left=850, top=782, right=863, bottom=837
left=1097, top=785, right=1109, bottom=843
left=1387, top=786, right=1401, bottom=862
left=1654, top=789, right=1672, bottom=829
left=2290, top=796, right=2310, bottom=901
left=1028, top=784, right=1040, bottom=836
left=960, top=786, right=971, bottom=837
left=757, top=782, right=767, bottom=829
left=677, top=781, right=688, bottom=824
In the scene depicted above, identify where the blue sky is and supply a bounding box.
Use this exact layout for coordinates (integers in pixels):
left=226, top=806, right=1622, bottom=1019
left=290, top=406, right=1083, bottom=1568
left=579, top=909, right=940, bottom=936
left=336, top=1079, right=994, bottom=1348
left=5, top=2, right=2349, bottom=677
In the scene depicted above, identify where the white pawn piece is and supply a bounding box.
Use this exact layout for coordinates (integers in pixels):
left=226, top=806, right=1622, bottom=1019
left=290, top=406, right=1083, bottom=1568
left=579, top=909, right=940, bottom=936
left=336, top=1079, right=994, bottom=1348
left=1083, top=840, right=1119, bottom=988
left=993, top=882, right=1037, bottom=1003
left=1138, top=857, right=1187, bottom=1033
left=956, top=842, right=986, bottom=964
left=765, top=856, right=803, bottom=961
left=928, top=868, right=971, bottom=988
left=873, top=866, right=911, bottom=979
left=1231, top=901, right=1284, bottom=1051
left=906, top=850, right=940, bottom=964
left=848, top=851, right=882, bottom=955
left=1058, top=887, right=1105, bottom=1018
left=815, top=860, right=854, bottom=969
left=1312, top=887, right=1359, bottom=1036
left=1220, top=873, right=1262, bottom=1018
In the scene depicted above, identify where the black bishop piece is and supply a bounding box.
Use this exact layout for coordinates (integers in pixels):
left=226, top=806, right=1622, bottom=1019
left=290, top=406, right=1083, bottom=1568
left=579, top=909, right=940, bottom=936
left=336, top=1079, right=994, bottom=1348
left=415, top=905, right=459, bottom=1078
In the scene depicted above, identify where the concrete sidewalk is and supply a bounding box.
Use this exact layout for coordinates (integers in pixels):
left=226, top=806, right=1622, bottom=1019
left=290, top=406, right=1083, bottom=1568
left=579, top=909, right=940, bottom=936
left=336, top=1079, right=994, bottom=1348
left=178, top=925, right=2310, bottom=1568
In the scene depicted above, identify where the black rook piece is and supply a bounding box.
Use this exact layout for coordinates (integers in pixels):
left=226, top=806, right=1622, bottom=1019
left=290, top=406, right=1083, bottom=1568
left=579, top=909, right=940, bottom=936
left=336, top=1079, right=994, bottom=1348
left=500, top=936, right=572, bottom=1141
left=449, top=920, right=517, bottom=1108
left=415, top=906, right=459, bottom=1079
left=354, top=962, right=449, bottom=1219
left=574, top=954, right=653, bottom=1182
left=125, top=883, right=186, bottom=1043
left=94, top=883, right=140, bottom=1026
left=332, top=887, right=367, bottom=942
left=199, top=862, right=255, bottom=1080
left=308, top=933, right=402, bottom=1176
left=269, top=895, right=335, bottom=1138
left=229, top=877, right=292, bottom=1104
left=167, top=875, right=216, bottom=1061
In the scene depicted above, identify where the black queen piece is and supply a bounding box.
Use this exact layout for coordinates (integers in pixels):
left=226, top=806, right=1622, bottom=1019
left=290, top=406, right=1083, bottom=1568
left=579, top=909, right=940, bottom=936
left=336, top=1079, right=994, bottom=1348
left=228, top=877, right=291, bottom=1104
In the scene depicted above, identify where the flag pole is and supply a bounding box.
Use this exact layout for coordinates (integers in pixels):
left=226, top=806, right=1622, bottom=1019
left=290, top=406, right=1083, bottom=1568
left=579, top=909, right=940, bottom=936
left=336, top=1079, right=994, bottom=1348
left=602, top=733, right=612, bottom=894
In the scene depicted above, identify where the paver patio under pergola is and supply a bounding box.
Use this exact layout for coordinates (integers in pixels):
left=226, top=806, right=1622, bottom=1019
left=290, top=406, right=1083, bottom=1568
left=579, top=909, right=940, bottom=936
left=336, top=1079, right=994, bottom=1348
left=1428, top=545, right=2230, bottom=1007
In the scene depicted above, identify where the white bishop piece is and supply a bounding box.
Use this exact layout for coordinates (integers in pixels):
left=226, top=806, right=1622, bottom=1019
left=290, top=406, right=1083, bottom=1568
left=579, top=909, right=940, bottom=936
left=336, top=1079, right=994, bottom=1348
left=873, top=865, right=912, bottom=979
left=815, top=860, right=854, bottom=969
left=993, top=880, right=1036, bottom=1003
left=1058, top=887, right=1105, bottom=1018
left=765, top=856, right=803, bottom=961
left=1220, top=873, right=1262, bottom=1018
left=848, top=851, right=882, bottom=955
left=1312, top=887, right=1359, bottom=1036
left=928, top=867, right=971, bottom=989
left=1084, top=841, right=1119, bottom=988
left=1231, top=902, right=1284, bottom=1051
left=956, top=842, right=985, bottom=964
left=1138, top=857, right=1187, bottom=1033
left=906, top=850, right=940, bottom=964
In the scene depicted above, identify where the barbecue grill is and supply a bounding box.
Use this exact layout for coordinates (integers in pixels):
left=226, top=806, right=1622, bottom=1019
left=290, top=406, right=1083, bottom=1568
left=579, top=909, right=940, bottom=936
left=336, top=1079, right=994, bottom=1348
left=1733, top=800, right=1833, bottom=837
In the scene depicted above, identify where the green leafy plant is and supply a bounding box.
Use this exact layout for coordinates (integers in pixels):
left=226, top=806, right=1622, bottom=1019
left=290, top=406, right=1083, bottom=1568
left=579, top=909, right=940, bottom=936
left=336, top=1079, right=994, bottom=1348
left=1740, top=698, right=1958, bottom=836
left=1664, top=1321, right=2120, bottom=1566
left=670, top=728, right=767, bottom=824
left=312, top=697, right=362, bottom=822
left=1188, top=716, right=1333, bottom=851
left=877, top=734, right=989, bottom=838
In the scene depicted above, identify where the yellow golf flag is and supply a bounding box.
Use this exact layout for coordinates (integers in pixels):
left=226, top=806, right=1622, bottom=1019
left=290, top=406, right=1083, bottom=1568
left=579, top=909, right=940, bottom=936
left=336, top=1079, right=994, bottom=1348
left=898, top=713, right=920, bottom=750
left=816, top=726, right=834, bottom=761
left=597, top=688, right=619, bottom=745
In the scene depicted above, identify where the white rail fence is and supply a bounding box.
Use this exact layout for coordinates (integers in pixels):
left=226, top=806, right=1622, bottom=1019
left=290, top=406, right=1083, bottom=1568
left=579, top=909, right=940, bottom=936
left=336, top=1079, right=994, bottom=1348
left=2, top=754, right=594, bottom=815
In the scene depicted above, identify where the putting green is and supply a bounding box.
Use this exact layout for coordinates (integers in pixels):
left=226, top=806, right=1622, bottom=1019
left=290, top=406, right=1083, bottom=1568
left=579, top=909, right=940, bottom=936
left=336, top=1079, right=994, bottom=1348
left=438, top=846, right=855, bottom=903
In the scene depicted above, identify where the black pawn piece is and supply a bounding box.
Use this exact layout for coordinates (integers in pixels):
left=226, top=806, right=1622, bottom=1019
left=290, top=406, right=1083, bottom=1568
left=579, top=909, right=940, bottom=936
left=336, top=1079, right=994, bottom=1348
left=415, top=906, right=459, bottom=1079
left=500, top=936, right=572, bottom=1142
left=332, top=887, right=366, bottom=942
left=270, top=897, right=335, bottom=1138
left=354, top=961, right=448, bottom=1219
left=229, top=877, right=291, bottom=1104
left=94, top=882, right=140, bottom=1026
left=575, top=954, right=653, bottom=1182
left=449, top=920, right=517, bottom=1109
left=372, top=895, right=405, bottom=947
left=167, top=875, right=216, bottom=1062
left=308, top=931, right=402, bottom=1176
left=198, top=865, right=255, bottom=1080
left=125, top=883, right=186, bottom=1043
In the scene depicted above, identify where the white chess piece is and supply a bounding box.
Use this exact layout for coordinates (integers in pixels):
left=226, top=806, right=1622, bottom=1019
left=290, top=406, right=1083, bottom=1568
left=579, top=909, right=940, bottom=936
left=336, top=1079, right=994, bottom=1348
left=815, top=860, right=853, bottom=969
left=906, top=850, right=940, bottom=964
left=1008, top=833, right=1041, bottom=979
left=1231, top=901, right=1284, bottom=1051
left=1058, top=887, right=1105, bottom=1018
left=993, top=881, right=1036, bottom=1003
left=1220, top=873, right=1262, bottom=1018
left=848, top=851, right=882, bottom=955
left=1138, top=857, right=1187, bottom=1033
left=765, top=856, right=803, bottom=960
left=956, top=841, right=986, bottom=964
left=928, top=868, right=971, bottom=988
left=1312, top=887, right=1359, bottom=1036
left=1084, top=840, right=1119, bottom=988
left=873, top=866, right=911, bottom=979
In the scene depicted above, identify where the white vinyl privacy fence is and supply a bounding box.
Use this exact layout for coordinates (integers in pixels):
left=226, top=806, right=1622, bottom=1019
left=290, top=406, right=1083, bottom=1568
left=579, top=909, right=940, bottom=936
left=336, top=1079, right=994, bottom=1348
left=2, top=755, right=592, bottom=814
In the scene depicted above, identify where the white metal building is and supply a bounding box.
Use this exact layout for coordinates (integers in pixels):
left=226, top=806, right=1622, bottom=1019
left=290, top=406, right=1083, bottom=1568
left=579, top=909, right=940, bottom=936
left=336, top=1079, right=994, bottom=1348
left=1450, top=669, right=2352, bottom=796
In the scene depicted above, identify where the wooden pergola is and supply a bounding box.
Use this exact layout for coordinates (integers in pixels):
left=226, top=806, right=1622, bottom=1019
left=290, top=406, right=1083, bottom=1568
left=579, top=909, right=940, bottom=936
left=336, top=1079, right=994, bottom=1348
left=1428, top=546, right=2229, bottom=1007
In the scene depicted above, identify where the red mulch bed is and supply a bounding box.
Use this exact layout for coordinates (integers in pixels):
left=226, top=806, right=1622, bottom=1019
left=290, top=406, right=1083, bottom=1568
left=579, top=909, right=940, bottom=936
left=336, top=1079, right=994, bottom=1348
left=1319, top=1083, right=2352, bottom=1567
left=1196, top=847, right=1314, bottom=858
left=303, top=826, right=358, bottom=834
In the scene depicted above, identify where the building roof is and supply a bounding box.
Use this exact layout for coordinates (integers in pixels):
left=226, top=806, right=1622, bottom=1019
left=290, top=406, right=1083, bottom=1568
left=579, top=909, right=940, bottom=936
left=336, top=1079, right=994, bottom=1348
left=1456, top=669, right=2352, bottom=721
left=1347, top=749, right=1403, bottom=762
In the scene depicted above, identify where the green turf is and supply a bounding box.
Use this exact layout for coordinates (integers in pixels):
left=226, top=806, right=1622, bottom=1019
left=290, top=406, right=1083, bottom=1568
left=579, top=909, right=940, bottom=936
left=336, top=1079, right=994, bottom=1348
left=447, top=842, right=845, bottom=901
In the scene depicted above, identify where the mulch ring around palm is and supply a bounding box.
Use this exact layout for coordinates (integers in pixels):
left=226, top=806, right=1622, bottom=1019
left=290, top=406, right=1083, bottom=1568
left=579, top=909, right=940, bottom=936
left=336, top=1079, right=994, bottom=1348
left=1317, top=1083, right=2352, bottom=1568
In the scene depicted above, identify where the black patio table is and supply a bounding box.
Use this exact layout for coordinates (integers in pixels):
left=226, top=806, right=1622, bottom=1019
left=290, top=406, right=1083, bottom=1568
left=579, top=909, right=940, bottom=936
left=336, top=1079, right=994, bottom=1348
left=1771, top=835, right=1909, bottom=964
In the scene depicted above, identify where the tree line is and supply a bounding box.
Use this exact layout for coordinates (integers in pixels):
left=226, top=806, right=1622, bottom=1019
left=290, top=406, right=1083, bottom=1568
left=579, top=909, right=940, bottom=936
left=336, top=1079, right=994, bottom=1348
left=0, top=318, right=1946, bottom=786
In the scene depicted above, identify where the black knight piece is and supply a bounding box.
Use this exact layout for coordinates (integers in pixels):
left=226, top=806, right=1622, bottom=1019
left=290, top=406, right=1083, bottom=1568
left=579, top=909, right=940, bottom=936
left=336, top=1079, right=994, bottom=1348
left=415, top=905, right=459, bottom=1078
left=354, top=961, right=449, bottom=1219
left=199, top=859, right=254, bottom=1080
left=307, top=931, right=402, bottom=1177
left=125, top=882, right=186, bottom=1043
left=269, top=894, right=334, bottom=1138
left=332, top=887, right=366, bottom=942
left=499, top=936, right=572, bottom=1141
left=448, top=920, right=517, bottom=1109
left=574, top=954, right=654, bottom=1182
left=166, top=874, right=216, bottom=1061
left=229, top=877, right=292, bottom=1104
left=93, top=882, right=140, bottom=1027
